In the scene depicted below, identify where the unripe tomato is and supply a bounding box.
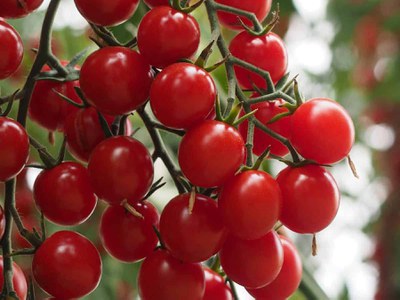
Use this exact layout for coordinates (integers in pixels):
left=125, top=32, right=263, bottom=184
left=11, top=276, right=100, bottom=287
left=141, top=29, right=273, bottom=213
left=0, top=0, right=43, bottom=18
left=0, top=20, right=23, bottom=79
left=203, top=268, right=233, bottom=300
left=0, top=256, right=27, bottom=300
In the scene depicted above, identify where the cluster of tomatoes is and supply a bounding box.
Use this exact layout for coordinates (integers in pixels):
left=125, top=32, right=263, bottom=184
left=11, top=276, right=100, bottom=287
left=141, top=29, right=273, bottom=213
left=0, top=0, right=355, bottom=299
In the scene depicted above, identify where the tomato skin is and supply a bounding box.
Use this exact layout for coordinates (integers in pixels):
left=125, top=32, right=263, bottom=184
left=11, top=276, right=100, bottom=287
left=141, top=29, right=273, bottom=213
left=203, top=268, right=233, bottom=300
left=160, top=193, right=227, bottom=263
left=74, top=0, right=139, bottom=26
left=0, top=117, right=29, bottom=182
left=88, top=136, right=154, bottom=205
left=0, top=256, right=27, bottom=300
left=32, top=231, right=102, bottom=299
left=33, top=162, right=97, bottom=226
left=0, top=21, right=23, bottom=79
left=99, top=201, right=159, bottom=262
left=80, top=47, right=153, bottom=116
left=218, top=170, right=281, bottom=240
left=178, top=120, right=245, bottom=188
left=138, top=250, right=205, bottom=300
left=277, top=165, right=340, bottom=234
left=290, top=98, right=355, bottom=164
left=229, top=31, right=287, bottom=90
left=143, top=0, right=169, bottom=7
left=220, top=231, right=283, bottom=289
left=137, top=6, right=200, bottom=68
left=150, top=63, right=216, bottom=129
left=0, top=0, right=43, bottom=18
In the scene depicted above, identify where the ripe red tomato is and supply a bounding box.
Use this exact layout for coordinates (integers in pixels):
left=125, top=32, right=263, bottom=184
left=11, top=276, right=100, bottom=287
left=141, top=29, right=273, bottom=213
left=238, top=98, right=292, bottom=156
left=0, top=0, right=43, bottom=18
left=33, top=162, right=97, bottom=226
left=138, top=250, right=205, bottom=300
left=0, top=256, right=27, bottom=300
left=150, top=63, right=216, bottom=129
left=15, top=186, right=35, bottom=216
left=88, top=136, right=154, bottom=205
left=80, top=47, right=153, bottom=116
left=219, top=231, right=283, bottom=289
left=0, top=117, right=29, bottom=182
left=143, top=0, right=169, bottom=7
left=0, top=20, right=23, bottom=79
left=99, top=201, right=159, bottom=262
left=74, top=0, right=139, bottom=26
left=160, top=193, right=227, bottom=263
left=178, top=120, right=245, bottom=188
left=290, top=98, right=355, bottom=164
left=203, top=268, right=233, bottom=300
left=32, top=231, right=102, bottom=299
left=277, top=164, right=340, bottom=233
left=137, top=6, right=200, bottom=68
left=229, top=31, right=287, bottom=90
left=215, top=0, right=272, bottom=30
left=218, top=170, right=281, bottom=240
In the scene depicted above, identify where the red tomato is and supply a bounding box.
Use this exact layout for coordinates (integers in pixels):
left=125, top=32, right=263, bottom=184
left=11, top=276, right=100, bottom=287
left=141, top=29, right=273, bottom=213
left=15, top=186, right=35, bottom=217
left=33, top=162, right=97, bottom=226
left=137, top=6, right=200, bottom=68
left=0, top=256, right=27, bottom=300
left=88, top=136, right=154, bottom=205
left=290, top=98, right=355, bottom=164
left=203, top=268, right=233, bottom=300
left=178, top=120, right=245, bottom=188
left=0, top=0, right=43, bottom=18
left=143, top=0, right=169, bottom=7
left=160, top=193, right=227, bottom=263
left=216, top=0, right=272, bottom=30
left=0, top=117, right=29, bottom=182
left=219, top=231, right=283, bottom=289
left=150, top=63, right=216, bottom=129
left=229, top=31, right=287, bottom=90
left=74, top=0, right=139, bottom=26
left=218, top=170, right=281, bottom=240
left=32, top=231, right=102, bottom=299
left=277, top=165, right=340, bottom=233
left=80, top=47, right=153, bottom=116
left=138, top=250, right=205, bottom=300
left=0, top=21, right=23, bottom=79
left=99, top=201, right=159, bottom=262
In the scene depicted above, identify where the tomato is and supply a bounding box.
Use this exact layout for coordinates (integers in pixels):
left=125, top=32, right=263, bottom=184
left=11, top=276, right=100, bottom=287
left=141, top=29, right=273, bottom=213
left=246, top=236, right=302, bottom=299
left=218, top=170, right=281, bottom=240
left=0, top=256, right=27, bottom=300
left=178, top=120, right=245, bottom=188
left=290, top=98, right=355, bottom=164
left=143, top=0, right=169, bottom=7
left=229, top=31, right=287, bottom=90
left=238, top=98, right=292, bottom=156
left=0, top=205, right=4, bottom=241
left=0, top=117, right=29, bottom=182
left=32, top=231, right=102, bottom=299
left=99, top=201, right=159, bottom=262
left=0, top=20, right=23, bottom=79
left=215, top=0, right=272, bottom=30
left=203, top=268, right=233, bottom=300
left=0, top=0, right=43, bottom=18
left=74, top=0, right=139, bottom=26
left=15, top=187, right=35, bottom=217
left=160, top=193, right=227, bottom=263
left=276, top=164, right=340, bottom=234
left=80, top=47, right=153, bottom=116
left=150, top=63, right=216, bottom=129
left=33, top=162, right=97, bottom=226
left=138, top=249, right=205, bottom=300
left=219, top=231, right=283, bottom=289
left=137, top=6, right=200, bottom=68
left=88, top=136, right=154, bottom=205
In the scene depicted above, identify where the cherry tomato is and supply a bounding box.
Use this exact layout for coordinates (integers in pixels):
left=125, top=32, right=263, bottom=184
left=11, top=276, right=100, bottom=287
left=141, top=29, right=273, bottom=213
left=32, top=231, right=102, bottom=299
left=290, top=98, right=355, bottom=164
left=229, top=31, right=287, bottom=90
left=178, top=120, right=245, bottom=188
left=0, top=117, right=29, bottom=182
left=150, top=63, right=216, bottom=129
left=0, top=0, right=43, bottom=18
left=74, top=0, right=139, bottom=26
left=220, top=231, right=283, bottom=289
left=0, top=256, right=27, bottom=300
left=203, top=268, right=233, bottom=300
left=160, top=193, right=227, bottom=263
left=80, top=47, right=153, bottom=116
left=218, top=170, right=281, bottom=240
left=143, top=0, right=169, bottom=7
left=138, top=249, right=205, bottom=300
left=15, top=187, right=35, bottom=216
left=0, top=20, right=23, bottom=79
left=277, top=164, right=340, bottom=233
left=137, top=6, right=200, bottom=68
left=99, top=201, right=159, bottom=262
left=215, top=0, right=272, bottom=30
left=88, top=136, right=154, bottom=205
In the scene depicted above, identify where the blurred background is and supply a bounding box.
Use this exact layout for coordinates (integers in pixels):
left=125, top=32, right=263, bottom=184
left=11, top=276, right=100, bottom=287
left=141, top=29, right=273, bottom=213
left=1, top=0, right=399, bottom=299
